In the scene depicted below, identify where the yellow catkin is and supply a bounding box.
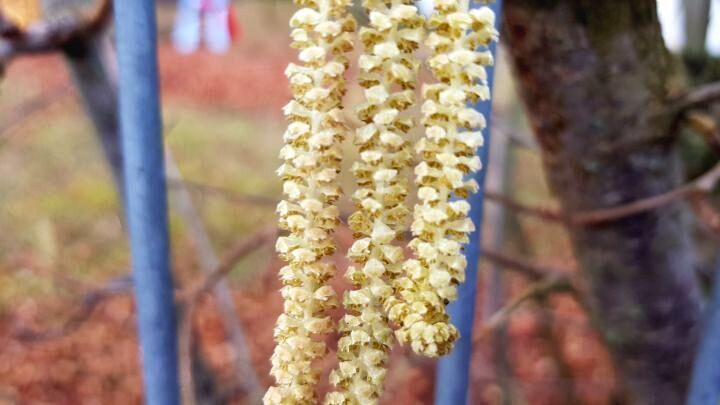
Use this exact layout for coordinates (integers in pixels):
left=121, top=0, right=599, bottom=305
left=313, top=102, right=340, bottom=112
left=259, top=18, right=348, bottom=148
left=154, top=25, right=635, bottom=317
left=325, top=1, right=423, bottom=404
left=0, top=0, right=41, bottom=28
left=387, top=0, right=497, bottom=357
left=265, top=1, right=356, bottom=404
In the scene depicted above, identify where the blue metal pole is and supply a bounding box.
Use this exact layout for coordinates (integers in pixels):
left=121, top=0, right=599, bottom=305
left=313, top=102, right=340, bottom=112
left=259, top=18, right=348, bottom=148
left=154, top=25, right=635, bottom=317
left=113, top=1, right=181, bottom=404
left=687, top=261, right=720, bottom=405
left=435, top=1, right=503, bottom=404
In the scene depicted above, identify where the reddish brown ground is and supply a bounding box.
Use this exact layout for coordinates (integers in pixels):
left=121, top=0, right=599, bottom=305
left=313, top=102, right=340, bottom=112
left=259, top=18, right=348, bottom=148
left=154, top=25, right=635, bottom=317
left=0, top=23, right=617, bottom=405
left=0, top=236, right=617, bottom=405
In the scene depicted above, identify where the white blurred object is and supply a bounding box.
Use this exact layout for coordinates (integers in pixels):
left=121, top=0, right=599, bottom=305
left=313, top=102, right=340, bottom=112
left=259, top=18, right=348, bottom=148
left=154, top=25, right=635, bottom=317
left=707, top=0, right=720, bottom=55
left=657, top=0, right=685, bottom=52
left=657, top=0, right=720, bottom=56
left=172, top=0, right=232, bottom=54
left=204, top=9, right=231, bottom=54
left=416, top=0, right=434, bottom=18
left=172, top=5, right=201, bottom=54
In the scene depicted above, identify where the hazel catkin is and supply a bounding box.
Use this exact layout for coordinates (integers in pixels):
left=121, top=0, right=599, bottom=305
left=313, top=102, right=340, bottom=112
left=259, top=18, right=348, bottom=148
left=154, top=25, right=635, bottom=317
left=265, top=1, right=356, bottom=404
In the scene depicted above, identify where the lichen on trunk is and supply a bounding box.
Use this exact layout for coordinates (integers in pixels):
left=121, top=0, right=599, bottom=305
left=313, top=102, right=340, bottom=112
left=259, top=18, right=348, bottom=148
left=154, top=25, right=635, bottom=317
left=503, top=1, right=703, bottom=403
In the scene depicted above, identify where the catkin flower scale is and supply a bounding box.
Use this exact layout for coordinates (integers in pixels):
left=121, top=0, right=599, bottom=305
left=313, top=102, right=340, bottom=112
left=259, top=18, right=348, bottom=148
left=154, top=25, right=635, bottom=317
left=387, top=0, right=498, bottom=358
left=265, top=1, right=355, bottom=404
left=326, top=1, right=423, bottom=404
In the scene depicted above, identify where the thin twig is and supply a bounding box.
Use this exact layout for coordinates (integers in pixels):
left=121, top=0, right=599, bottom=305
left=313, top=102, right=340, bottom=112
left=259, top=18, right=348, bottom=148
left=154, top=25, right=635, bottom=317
left=475, top=276, right=577, bottom=343
left=168, top=178, right=278, bottom=207
left=178, top=226, right=277, bottom=301
left=672, top=82, right=720, bottom=113
left=685, top=110, right=720, bottom=154
left=485, top=191, right=565, bottom=223
left=166, top=153, right=264, bottom=403
left=494, top=123, right=539, bottom=151
left=179, top=302, right=199, bottom=405
left=533, top=294, right=581, bottom=405
left=12, top=227, right=275, bottom=342
left=167, top=161, right=720, bottom=228
left=482, top=126, right=517, bottom=405
left=689, top=194, right=720, bottom=237
left=12, top=229, right=561, bottom=347
left=0, top=85, right=71, bottom=137
left=12, top=275, right=133, bottom=342
left=481, top=248, right=563, bottom=281
left=487, top=160, right=720, bottom=226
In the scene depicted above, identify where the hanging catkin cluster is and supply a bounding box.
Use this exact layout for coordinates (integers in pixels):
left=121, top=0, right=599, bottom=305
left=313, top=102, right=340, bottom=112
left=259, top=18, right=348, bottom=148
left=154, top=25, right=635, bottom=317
left=265, top=1, right=356, bottom=404
left=325, top=1, right=423, bottom=404
left=267, top=0, right=498, bottom=402
left=387, top=0, right=497, bottom=357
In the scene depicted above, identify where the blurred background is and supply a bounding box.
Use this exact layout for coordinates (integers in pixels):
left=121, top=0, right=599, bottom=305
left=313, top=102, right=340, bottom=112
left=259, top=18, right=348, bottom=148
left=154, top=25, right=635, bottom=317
left=0, top=0, right=717, bottom=404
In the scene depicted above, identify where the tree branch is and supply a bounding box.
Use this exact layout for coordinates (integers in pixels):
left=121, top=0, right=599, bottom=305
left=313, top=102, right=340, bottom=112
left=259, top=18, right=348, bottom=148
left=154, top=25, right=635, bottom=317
left=672, top=82, right=720, bottom=113
left=487, top=160, right=720, bottom=226
left=480, top=248, right=563, bottom=281
left=684, top=110, right=720, bottom=154
left=177, top=226, right=277, bottom=301
left=169, top=164, right=720, bottom=228
left=165, top=154, right=265, bottom=403
left=0, top=85, right=70, bottom=137
left=12, top=275, right=134, bottom=342
left=168, top=178, right=278, bottom=207
left=0, top=0, right=112, bottom=62
left=689, top=194, right=720, bottom=237
left=12, top=226, right=276, bottom=342
left=14, top=227, right=562, bottom=352
left=474, top=275, right=577, bottom=343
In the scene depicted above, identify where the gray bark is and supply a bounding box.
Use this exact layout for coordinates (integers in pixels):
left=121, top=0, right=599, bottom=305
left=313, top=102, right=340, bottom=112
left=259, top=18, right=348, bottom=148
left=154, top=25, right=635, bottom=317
left=502, top=1, right=703, bottom=403
left=684, top=0, right=711, bottom=58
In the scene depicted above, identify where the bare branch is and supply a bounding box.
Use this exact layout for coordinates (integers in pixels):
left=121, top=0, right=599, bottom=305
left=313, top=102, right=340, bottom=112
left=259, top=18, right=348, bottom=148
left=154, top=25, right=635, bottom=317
left=179, top=226, right=277, bottom=301
left=12, top=275, right=133, bottom=342
left=487, top=161, right=720, bottom=226
left=685, top=110, right=720, bottom=154
left=474, top=276, right=577, bottom=343
left=167, top=167, right=720, bottom=228
left=168, top=178, right=277, bottom=207
left=480, top=248, right=564, bottom=281
left=533, top=293, right=582, bottom=404
left=179, top=300, right=199, bottom=405
left=166, top=154, right=265, bottom=402
left=485, top=191, right=566, bottom=223
left=12, top=226, right=276, bottom=342
left=689, top=194, right=720, bottom=237
left=493, top=122, right=539, bottom=151
left=0, top=0, right=112, bottom=62
left=0, top=85, right=71, bottom=137
left=672, top=82, right=720, bottom=113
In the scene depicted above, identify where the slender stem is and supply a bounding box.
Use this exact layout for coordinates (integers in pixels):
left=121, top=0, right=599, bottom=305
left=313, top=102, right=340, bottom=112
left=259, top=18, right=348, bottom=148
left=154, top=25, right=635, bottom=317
left=112, top=1, right=180, bottom=404
left=435, top=1, right=503, bottom=404
left=63, top=35, right=124, bottom=197
left=687, top=260, right=720, bottom=405
left=165, top=153, right=264, bottom=403
left=482, top=124, right=515, bottom=405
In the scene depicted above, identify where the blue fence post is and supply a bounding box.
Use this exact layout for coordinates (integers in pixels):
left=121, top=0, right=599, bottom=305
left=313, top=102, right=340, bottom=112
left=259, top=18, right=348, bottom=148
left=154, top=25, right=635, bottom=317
left=687, top=260, right=720, bottom=405
left=435, top=1, right=503, bottom=404
left=112, top=1, right=181, bottom=404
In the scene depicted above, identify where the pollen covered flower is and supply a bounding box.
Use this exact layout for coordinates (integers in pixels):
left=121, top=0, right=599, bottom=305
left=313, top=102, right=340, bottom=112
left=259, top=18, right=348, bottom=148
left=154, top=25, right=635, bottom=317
left=325, top=1, right=423, bottom=404
left=386, top=0, right=498, bottom=357
left=265, top=1, right=356, bottom=404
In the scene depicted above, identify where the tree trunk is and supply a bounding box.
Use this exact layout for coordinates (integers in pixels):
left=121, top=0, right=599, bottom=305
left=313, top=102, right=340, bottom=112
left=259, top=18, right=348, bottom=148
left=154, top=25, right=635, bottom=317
left=502, top=1, right=703, bottom=403
left=684, top=0, right=711, bottom=58
left=63, top=35, right=124, bottom=196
